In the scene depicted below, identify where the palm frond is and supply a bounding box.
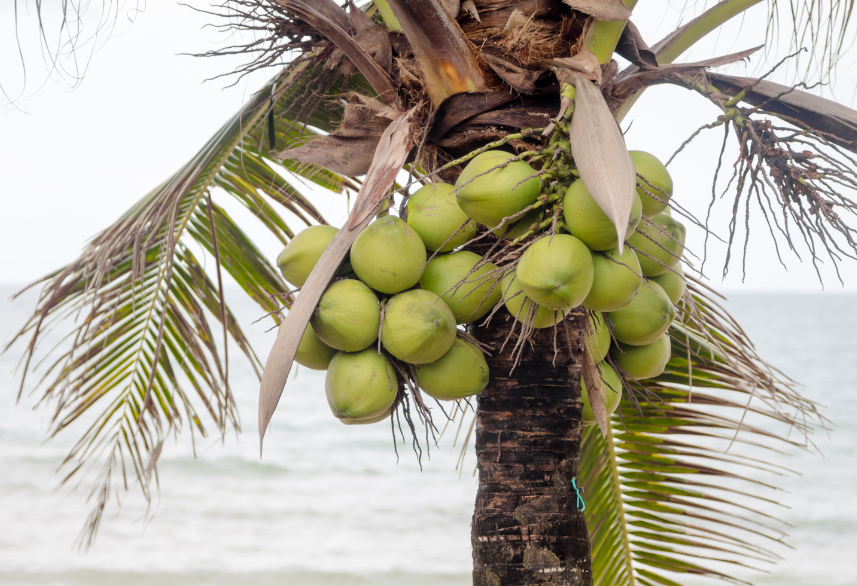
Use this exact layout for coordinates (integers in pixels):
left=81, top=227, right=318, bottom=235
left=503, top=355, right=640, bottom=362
left=582, top=279, right=824, bottom=586
left=6, top=55, right=354, bottom=547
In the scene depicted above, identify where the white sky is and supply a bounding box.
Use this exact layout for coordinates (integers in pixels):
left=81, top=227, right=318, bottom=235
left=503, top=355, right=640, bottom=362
left=2, top=0, right=856, bottom=292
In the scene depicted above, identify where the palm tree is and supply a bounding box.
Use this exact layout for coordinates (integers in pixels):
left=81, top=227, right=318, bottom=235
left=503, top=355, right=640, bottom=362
left=9, top=0, right=857, bottom=583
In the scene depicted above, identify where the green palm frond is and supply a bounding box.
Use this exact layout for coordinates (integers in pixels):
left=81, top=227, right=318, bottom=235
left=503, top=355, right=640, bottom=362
left=582, top=279, right=823, bottom=586
left=7, top=56, right=354, bottom=547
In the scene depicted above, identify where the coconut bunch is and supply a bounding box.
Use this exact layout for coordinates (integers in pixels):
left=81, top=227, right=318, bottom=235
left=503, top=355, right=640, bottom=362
left=275, top=205, right=492, bottom=427
left=443, top=145, right=689, bottom=426
left=274, top=141, right=688, bottom=429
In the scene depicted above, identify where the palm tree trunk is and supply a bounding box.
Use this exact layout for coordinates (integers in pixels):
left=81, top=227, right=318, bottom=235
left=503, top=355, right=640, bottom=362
left=471, top=309, right=593, bottom=586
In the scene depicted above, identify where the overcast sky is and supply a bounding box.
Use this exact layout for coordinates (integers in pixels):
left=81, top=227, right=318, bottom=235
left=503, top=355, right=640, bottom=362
left=2, top=1, right=856, bottom=292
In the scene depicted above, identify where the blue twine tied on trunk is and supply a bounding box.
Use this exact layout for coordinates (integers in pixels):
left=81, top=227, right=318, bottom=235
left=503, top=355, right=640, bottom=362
left=572, top=478, right=585, bottom=511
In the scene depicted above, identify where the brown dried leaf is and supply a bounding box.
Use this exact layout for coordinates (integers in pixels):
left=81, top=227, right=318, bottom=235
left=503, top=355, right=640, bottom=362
left=258, top=106, right=420, bottom=448
left=483, top=54, right=542, bottom=93
left=615, top=20, right=658, bottom=69
left=537, top=49, right=602, bottom=84
left=580, top=320, right=610, bottom=437
left=428, top=91, right=516, bottom=141
left=461, top=0, right=480, bottom=22
left=570, top=77, right=636, bottom=253
left=335, top=23, right=394, bottom=76
left=614, top=46, right=763, bottom=98
left=347, top=1, right=374, bottom=32
left=277, top=98, right=396, bottom=176
left=562, top=0, right=631, bottom=21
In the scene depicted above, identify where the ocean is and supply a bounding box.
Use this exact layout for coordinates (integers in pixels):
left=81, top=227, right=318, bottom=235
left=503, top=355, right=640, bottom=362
left=0, top=288, right=854, bottom=586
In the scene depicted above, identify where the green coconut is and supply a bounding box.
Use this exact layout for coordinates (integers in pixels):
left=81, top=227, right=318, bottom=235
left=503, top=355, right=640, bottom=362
left=630, top=151, right=673, bottom=217
left=420, top=251, right=502, bottom=324
left=614, top=334, right=672, bottom=380
left=455, top=150, right=541, bottom=227
left=276, top=225, right=343, bottom=287
left=563, top=179, right=644, bottom=250
left=381, top=289, right=457, bottom=364
left=325, top=349, right=398, bottom=421
left=608, top=281, right=675, bottom=346
left=501, top=273, right=569, bottom=329
left=295, top=325, right=338, bottom=370
left=493, top=208, right=544, bottom=241
left=584, top=246, right=643, bottom=312
left=650, top=263, right=686, bottom=304
left=338, top=406, right=394, bottom=426
left=311, top=279, right=380, bottom=352
left=627, top=213, right=686, bottom=277
left=581, top=362, right=623, bottom=426
left=415, top=338, right=489, bottom=401
left=407, top=183, right=476, bottom=252
left=515, top=234, right=594, bottom=310
left=585, top=311, right=611, bottom=363
left=351, top=215, right=426, bottom=294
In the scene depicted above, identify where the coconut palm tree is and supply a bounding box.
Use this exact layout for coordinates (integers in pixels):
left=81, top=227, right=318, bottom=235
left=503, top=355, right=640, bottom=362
left=9, top=0, right=857, bottom=584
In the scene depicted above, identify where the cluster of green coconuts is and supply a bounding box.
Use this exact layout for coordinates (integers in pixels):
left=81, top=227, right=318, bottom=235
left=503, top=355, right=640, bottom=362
left=276, top=149, right=686, bottom=427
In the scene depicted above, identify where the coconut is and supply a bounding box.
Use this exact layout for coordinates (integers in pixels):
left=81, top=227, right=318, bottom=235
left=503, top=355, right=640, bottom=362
left=627, top=213, right=686, bottom=277
left=351, top=216, right=426, bottom=294
left=339, top=406, right=394, bottom=426
left=501, top=273, right=569, bottom=329
left=276, top=225, right=343, bottom=287
left=415, top=338, right=489, bottom=401
left=295, top=325, right=338, bottom=370
left=407, top=183, right=476, bottom=252
left=630, top=151, right=673, bottom=217
left=583, top=246, right=643, bottom=312
left=585, top=311, right=611, bottom=363
left=563, top=179, right=644, bottom=250
left=326, top=349, right=398, bottom=421
left=515, top=234, right=594, bottom=310
left=614, top=334, right=672, bottom=380
left=493, top=208, right=544, bottom=241
left=455, top=150, right=541, bottom=227
left=651, top=263, right=686, bottom=304
left=581, top=362, right=623, bottom=426
left=608, top=281, right=675, bottom=346
left=311, top=279, right=380, bottom=352
left=420, top=251, right=502, bottom=324
left=381, top=289, right=457, bottom=364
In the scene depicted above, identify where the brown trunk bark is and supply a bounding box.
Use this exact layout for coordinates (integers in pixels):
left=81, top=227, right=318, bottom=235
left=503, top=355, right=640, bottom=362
left=471, top=309, right=593, bottom=586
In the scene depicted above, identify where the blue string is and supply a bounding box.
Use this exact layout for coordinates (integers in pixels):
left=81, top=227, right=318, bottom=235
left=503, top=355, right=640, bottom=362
left=572, top=477, right=585, bottom=511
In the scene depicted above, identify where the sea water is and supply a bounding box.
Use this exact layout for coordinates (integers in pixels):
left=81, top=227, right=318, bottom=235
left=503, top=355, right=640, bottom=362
left=0, top=288, right=854, bottom=585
